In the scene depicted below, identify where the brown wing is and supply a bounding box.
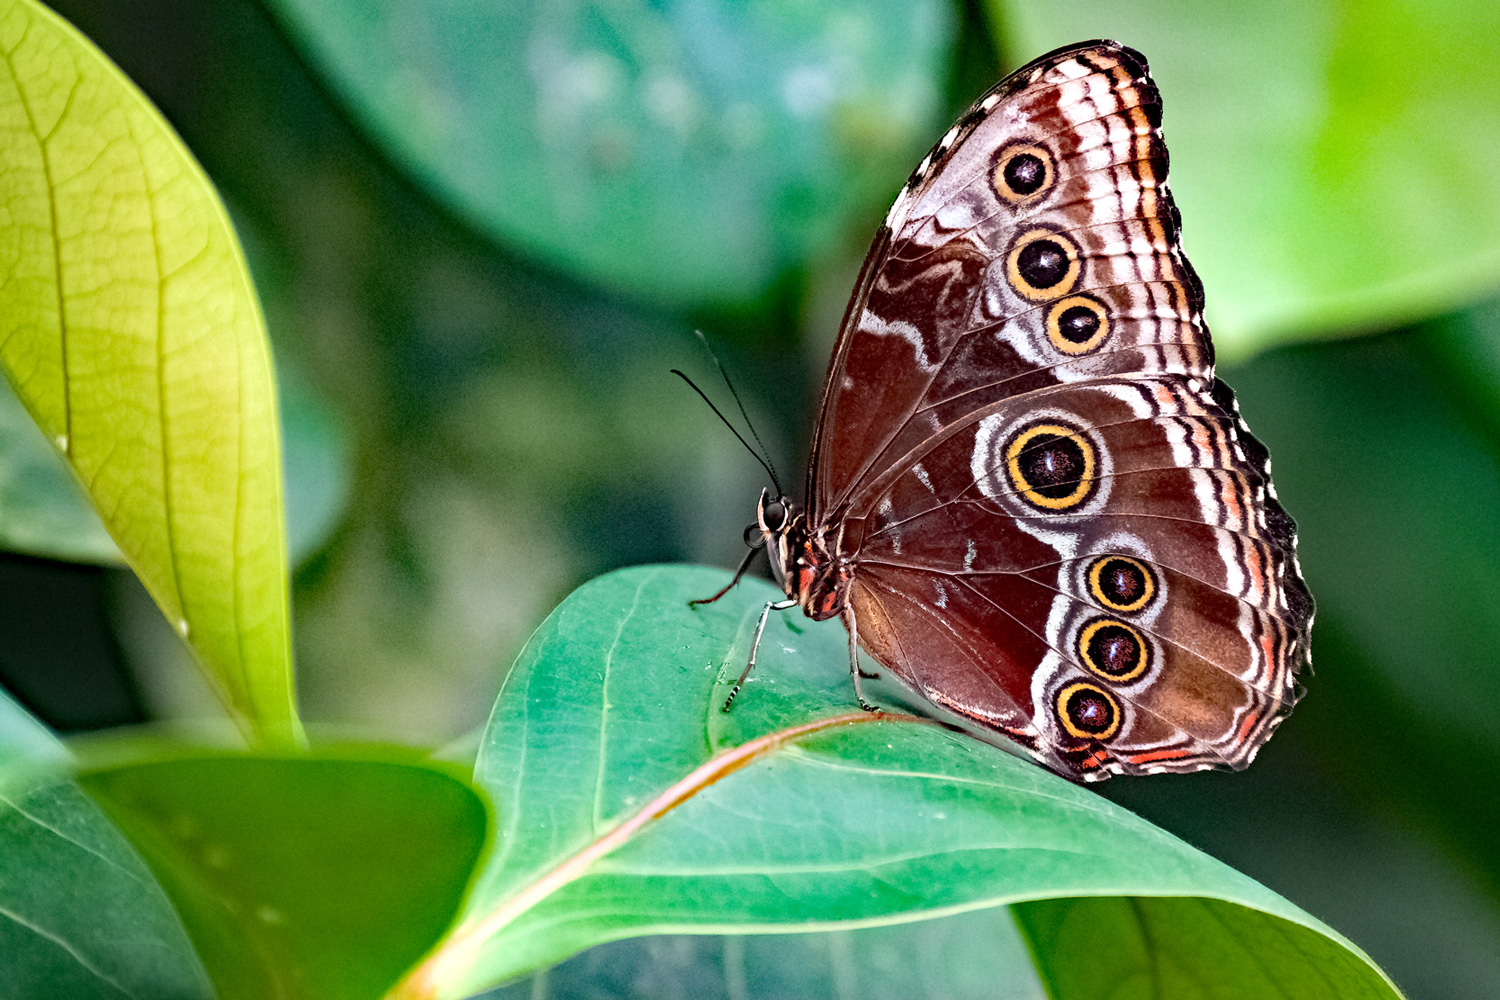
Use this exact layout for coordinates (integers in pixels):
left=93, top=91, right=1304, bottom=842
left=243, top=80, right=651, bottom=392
left=806, top=41, right=1312, bottom=779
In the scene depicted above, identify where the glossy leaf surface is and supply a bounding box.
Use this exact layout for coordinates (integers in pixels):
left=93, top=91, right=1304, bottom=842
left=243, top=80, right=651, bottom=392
left=0, top=689, right=213, bottom=999
left=395, top=566, right=1400, bottom=1000
left=261, top=0, right=953, bottom=306
left=995, top=0, right=1500, bottom=357
left=486, top=910, right=1047, bottom=1000
left=0, top=0, right=297, bottom=741
left=80, top=750, right=489, bottom=1000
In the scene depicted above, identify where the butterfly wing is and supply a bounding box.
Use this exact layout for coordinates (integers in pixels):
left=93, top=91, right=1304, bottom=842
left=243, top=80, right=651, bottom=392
left=808, top=41, right=1312, bottom=779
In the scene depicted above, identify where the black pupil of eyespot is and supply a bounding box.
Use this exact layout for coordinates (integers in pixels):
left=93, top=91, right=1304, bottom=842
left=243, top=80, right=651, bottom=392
left=1004, top=152, right=1046, bottom=194
left=1022, top=434, right=1085, bottom=498
left=1059, top=304, right=1101, bottom=343
left=1017, top=239, right=1068, bottom=288
left=1101, top=560, right=1144, bottom=604
left=1087, top=624, right=1141, bottom=677
left=1068, top=690, right=1114, bottom=733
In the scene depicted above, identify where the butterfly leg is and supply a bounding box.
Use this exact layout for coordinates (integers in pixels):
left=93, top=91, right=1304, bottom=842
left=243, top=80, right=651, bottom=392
left=690, top=545, right=762, bottom=607
left=842, top=604, right=881, bottom=712
left=721, top=597, right=798, bottom=712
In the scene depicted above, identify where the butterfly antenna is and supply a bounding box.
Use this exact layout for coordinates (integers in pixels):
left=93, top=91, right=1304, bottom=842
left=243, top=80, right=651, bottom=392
left=671, top=369, right=782, bottom=493
left=693, top=331, right=784, bottom=495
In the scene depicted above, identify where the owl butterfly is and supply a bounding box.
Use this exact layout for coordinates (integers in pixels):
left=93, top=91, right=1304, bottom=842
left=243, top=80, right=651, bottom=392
left=710, top=39, right=1313, bottom=781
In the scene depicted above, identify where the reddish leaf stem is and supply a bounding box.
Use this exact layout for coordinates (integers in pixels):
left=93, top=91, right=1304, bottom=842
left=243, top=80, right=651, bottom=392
left=389, top=710, right=926, bottom=1000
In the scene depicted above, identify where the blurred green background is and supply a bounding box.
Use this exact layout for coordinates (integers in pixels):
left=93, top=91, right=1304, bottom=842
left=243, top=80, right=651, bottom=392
left=2, top=1, right=1499, bottom=998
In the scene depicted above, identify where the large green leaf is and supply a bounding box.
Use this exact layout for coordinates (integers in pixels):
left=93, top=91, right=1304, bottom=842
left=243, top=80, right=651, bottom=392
left=993, top=0, right=1500, bottom=357
left=487, top=910, right=1047, bottom=999
left=261, top=0, right=953, bottom=307
left=0, top=688, right=213, bottom=999
left=80, top=750, right=489, bottom=1000
left=0, top=0, right=298, bottom=742
left=391, top=566, right=1401, bottom=1000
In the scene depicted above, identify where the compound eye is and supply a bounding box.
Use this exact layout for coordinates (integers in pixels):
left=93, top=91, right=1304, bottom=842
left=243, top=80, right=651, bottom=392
left=743, top=522, right=766, bottom=548
left=761, top=498, right=789, bottom=531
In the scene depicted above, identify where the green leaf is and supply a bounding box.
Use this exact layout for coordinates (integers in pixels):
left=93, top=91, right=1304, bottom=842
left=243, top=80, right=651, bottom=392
left=0, top=679, right=69, bottom=774
left=0, top=0, right=298, bottom=741
left=0, top=371, right=118, bottom=565
left=393, top=566, right=1401, bottom=1000
left=992, top=0, right=1500, bottom=358
left=488, top=910, right=1047, bottom=999
left=1016, top=896, right=1400, bottom=1000
left=0, top=688, right=214, bottom=999
left=0, top=359, right=347, bottom=568
left=79, top=750, right=489, bottom=1000
left=260, top=0, right=954, bottom=306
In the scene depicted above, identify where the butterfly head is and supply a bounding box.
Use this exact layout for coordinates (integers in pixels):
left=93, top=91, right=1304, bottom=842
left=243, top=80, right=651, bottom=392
left=753, top=487, right=800, bottom=592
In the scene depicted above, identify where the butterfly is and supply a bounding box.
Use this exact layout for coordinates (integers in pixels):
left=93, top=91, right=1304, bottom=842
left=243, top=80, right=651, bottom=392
left=705, top=39, right=1313, bottom=781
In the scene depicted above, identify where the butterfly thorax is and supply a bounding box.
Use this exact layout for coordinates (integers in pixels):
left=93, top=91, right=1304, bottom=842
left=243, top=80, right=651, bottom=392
left=757, top=491, right=848, bottom=622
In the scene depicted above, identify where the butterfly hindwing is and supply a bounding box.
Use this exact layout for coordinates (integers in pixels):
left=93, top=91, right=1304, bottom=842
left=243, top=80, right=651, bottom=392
left=795, top=40, right=1311, bottom=780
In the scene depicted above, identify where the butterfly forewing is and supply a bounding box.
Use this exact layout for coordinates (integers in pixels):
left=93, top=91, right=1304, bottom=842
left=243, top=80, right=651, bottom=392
left=802, top=40, right=1312, bottom=780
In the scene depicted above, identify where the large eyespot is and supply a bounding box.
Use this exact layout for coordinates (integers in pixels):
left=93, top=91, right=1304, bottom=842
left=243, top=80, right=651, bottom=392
left=1087, top=555, right=1156, bottom=613
left=1006, top=229, right=1081, bottom=301
left=992, top=144, right=1055, bottom=203
left=1057, top=682, right=1121, bottom=740
left=1045, top=295, right=1110, bottom=355
left=1004, top=421, right=1097, bottom=511
left=1078, top=618, right=1151, bottom=683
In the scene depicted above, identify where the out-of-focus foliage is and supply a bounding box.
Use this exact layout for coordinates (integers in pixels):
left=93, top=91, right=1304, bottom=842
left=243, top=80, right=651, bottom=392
left=997, top=0, right=1500, bottom=357
left=0, top=690, right=214, bottom=998
left=82, top=750, right=488, bottom=1000
left=0, top=0, right=299, bottom=744
left=263, top=0, right=955, bottom=307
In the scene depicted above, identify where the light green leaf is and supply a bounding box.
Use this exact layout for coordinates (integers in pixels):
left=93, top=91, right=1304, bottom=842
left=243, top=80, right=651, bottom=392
left=260, top=0, right=953, bottom=306
left=0, top=0, right=298, bottom=742
left=393, top=566, right=1401, bottom=1000
left=80, top=750, right=489, bottom=1000
left=0, top=371, right=117, bottom=564
left=0, top=679, right=68, bottom=775
left=0, top=688, right=214, bottom=1000
left=992, top=0, right=1500, bottom=357
left=0, top=358, right=347, bottom=568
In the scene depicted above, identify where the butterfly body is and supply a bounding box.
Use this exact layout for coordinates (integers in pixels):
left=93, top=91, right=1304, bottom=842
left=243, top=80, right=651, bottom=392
left=748, top=40, right=1312, bottom=781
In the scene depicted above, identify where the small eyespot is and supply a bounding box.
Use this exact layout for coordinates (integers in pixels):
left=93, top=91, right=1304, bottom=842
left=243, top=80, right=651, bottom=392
left=1004, top=421, right=1097, bottom=511
left=1087, top=555, right=1156, bottom=612
left=1007, top=229, right=1081, bottom=301
left=1078, top=618, right=1151, bottom=682
left=1057, top=682, right=1121, bottom=740
left=1045, top=295, right=1110, bottom=355
left=992, top=144, right=1055, bottom=202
